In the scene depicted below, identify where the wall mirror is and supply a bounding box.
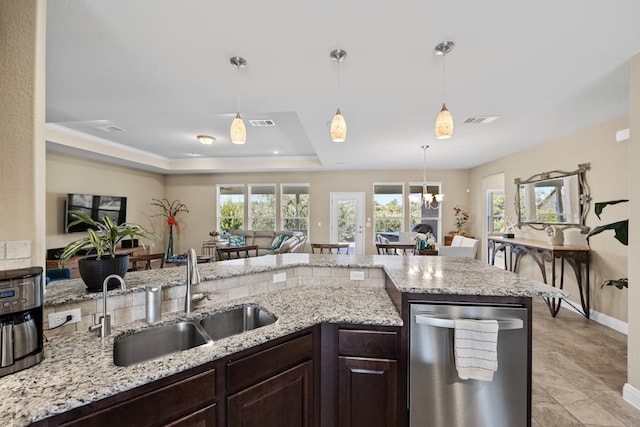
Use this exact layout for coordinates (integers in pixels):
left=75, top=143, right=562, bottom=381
left=515, top=163, right=591, bottom=232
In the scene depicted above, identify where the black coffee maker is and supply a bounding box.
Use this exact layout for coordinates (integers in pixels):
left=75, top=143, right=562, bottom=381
left=0, top=266, right=44, bottom=377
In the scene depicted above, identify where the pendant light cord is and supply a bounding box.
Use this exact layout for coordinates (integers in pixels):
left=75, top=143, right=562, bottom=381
left=422, top=145, right=428, bottom=184
left=336, top=60, right=341, bottom=107
left=442, top=52, right=446, bottom=104
left=236, top=66, right=241, bottom=113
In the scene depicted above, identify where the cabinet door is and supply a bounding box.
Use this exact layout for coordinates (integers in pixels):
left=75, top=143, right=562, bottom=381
left=164, top=403, right=216, bottom=427
left=338, top=356, right=397, bottom=427
left=227, top=360, right=314, bottom=427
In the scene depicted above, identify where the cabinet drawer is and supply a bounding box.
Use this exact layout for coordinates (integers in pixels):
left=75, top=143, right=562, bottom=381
left=227, top=333, right=314, bottom=395
left=338, top=329, right=398, bottom=359
left=60, top=369, right=216, bottom=426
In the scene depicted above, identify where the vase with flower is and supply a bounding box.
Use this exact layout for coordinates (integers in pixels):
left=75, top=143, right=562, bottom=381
left=452, top=205, right=470, bottom=235
left=151, top=198, right=189, bottom=260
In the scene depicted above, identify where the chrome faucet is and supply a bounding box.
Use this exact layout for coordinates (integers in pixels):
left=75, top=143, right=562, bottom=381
left=185, top=248, right=201, bottom=313
left=90, top=274, right=126, bottom=337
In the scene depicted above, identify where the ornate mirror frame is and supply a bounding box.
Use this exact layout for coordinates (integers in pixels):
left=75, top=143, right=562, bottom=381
left=515, top=163, right=591, bottom=233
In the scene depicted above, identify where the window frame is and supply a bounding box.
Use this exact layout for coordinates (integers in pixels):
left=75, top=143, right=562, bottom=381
left=280, top=183, right=310, bottom=237
left=373, top=182, right=405, bottom=243
left=247, top=183, right=277, bottom=231
left=408, top=182, right=443, bottom=243
left=217, top=184, right=245, bottom=232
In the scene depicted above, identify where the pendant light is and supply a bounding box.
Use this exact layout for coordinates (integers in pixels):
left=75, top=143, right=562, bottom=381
left=197, top=135, right=215, bottom=145
left=230, top=56, right=247, bottom=145
left=434, top=41, right=454, bottom=139
left=330, top=49, right=347, bottom=142
left=421, top=145, right=443, bottom=209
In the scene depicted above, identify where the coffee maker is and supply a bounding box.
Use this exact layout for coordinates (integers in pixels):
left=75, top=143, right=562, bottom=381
left=0, top=266, right=44, bottom=378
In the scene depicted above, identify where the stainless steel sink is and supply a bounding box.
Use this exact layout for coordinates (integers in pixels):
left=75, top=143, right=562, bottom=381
left=113, top=305, right=277, bottom=367
left=113, top=321, right=211, bottom=367
left=199, top=304, right=277, bottom=340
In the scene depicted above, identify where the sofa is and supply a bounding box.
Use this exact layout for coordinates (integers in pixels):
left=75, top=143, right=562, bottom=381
left=437, top=235, right=480, bottom=258
left=224, top=230, right=307, bottom=257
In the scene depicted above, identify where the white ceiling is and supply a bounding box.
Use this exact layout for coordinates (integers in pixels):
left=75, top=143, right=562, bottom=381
left=45, top=0, right=640, bottom=173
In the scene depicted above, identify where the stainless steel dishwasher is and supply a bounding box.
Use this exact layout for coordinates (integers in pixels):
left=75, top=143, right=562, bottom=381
left=409, top=302, right=529, bottom=427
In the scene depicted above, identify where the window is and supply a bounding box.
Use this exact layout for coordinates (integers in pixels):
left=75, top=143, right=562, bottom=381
left=409, top=183, right=442, bottom=242
left=373, top=183, right=403, bottom=242
left=281, top=184, right=309, bottom=236
left=218, top=184, right=244, bottom=232
left=488, top=190, right=505, bottom=234
left=248, top=184, right=276, bottom=230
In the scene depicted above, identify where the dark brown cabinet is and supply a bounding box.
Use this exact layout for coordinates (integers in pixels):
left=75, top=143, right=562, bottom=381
left=44, top=368, right=217, bottom=427
left=336, top=328, right=400, bottom=427
left=228, top=361, right=314, bottom=427
left=338, top=357, right=397, bottom=427
left=226, top=332, right=316, bottom=426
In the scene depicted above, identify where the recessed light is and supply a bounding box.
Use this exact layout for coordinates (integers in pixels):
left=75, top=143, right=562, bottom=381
left=197, top=135, right=215, bottom=145
left=273, top=150, right=279, bottom=155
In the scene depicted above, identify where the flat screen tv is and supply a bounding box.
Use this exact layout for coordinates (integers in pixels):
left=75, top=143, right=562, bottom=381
left=65, top=193, right=127, bottom=233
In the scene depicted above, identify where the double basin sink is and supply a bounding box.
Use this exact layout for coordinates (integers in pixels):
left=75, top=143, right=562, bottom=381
left=113, top=304, right=277, bottom=367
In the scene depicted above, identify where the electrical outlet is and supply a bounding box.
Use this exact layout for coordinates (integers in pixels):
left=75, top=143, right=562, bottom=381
left=273, top=272, right=287, bottom=283
left=350, top=271, right=365, bottom=281
left=48, top=308, right=81, bottom=328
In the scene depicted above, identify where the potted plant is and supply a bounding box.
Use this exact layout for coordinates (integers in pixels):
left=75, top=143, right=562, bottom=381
left=586, top=199, right=629, bottom=289
left=61, top=211, right=158, bottom=292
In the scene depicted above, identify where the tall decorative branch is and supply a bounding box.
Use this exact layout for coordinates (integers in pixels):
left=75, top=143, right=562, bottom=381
left=151, top=199, right=189, bottom=259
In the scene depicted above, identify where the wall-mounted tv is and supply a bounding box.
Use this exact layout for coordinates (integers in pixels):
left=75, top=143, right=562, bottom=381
left=65, top=193, right=127, bottom=233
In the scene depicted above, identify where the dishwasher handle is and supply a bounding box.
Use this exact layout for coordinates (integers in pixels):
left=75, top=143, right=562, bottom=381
left=415, top=313, right=523, bottom=330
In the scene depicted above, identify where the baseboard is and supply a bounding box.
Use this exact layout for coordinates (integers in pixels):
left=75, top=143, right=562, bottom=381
left=561, top=301, right=628, bottom=335
left=623, top=383, right=640, bottom=411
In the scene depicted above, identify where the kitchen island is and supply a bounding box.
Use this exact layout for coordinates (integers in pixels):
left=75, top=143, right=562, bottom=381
left=0, top=254, right=566, bottom=426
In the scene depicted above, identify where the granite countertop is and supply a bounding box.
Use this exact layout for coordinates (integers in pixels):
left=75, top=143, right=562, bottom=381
left=2, top=254, right=566, bottom=426
left=1, top=286, right=401, bottom=426
left=44, top=254, right=567, bottom=306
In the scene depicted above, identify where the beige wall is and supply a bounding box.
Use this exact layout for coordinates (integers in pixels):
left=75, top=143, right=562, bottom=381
left=45, top=155, right=471, bottom=257
left=469, top=117, right=629, bottom=322
left=46, top=152, right=166, bottom=251
left=164, top=169, right=471, bottom=256
left=627, top=53, right=640, bottom=393
left=0, top=0, right=46, bottom=269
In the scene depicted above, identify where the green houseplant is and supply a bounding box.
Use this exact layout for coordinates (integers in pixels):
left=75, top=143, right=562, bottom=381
left=61, top=211, right=158, bottom=292
left=586, top=199, right=629, bottom=289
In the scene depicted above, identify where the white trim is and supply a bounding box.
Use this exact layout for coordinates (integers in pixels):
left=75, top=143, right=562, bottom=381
left=561, top=303, right=628, bottom=335
left=623, top=383, right=640, bottom=411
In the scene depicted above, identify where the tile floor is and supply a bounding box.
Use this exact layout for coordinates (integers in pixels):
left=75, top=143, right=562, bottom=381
left=532, top=298, right=640, bottom=426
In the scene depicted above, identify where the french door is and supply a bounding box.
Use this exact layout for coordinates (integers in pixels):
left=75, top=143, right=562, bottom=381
left=329, top=192, right=365, bottom=255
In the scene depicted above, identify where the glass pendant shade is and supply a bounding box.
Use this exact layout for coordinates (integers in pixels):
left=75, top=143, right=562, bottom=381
left=230, top=113, right=246, bottom=145
left=434, top=193, right=444, bottom=202
left=435, top=103, right=453, bottom=139
left=330, top=107, right=347, bottom=142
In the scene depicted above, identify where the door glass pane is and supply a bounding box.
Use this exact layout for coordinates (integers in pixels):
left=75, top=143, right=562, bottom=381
left=337, top=199, right=356, bottom=246
left=488, top=191, right=506, bottom=233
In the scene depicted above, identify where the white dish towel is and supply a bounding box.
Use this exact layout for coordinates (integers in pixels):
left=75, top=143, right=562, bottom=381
left=453, top=319, right=499, bottom=382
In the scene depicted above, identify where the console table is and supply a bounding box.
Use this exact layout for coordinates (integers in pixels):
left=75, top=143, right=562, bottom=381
left=216, top=245, right=259, bottom=260
left=487, top=236, right=590, bottom=318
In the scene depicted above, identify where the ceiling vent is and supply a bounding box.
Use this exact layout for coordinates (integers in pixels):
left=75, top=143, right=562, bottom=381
left=95, top=124, right=126, bottom=132
left=248, top=119, right=275, bottom=127
left=463, top=116, right=500, bottom=124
